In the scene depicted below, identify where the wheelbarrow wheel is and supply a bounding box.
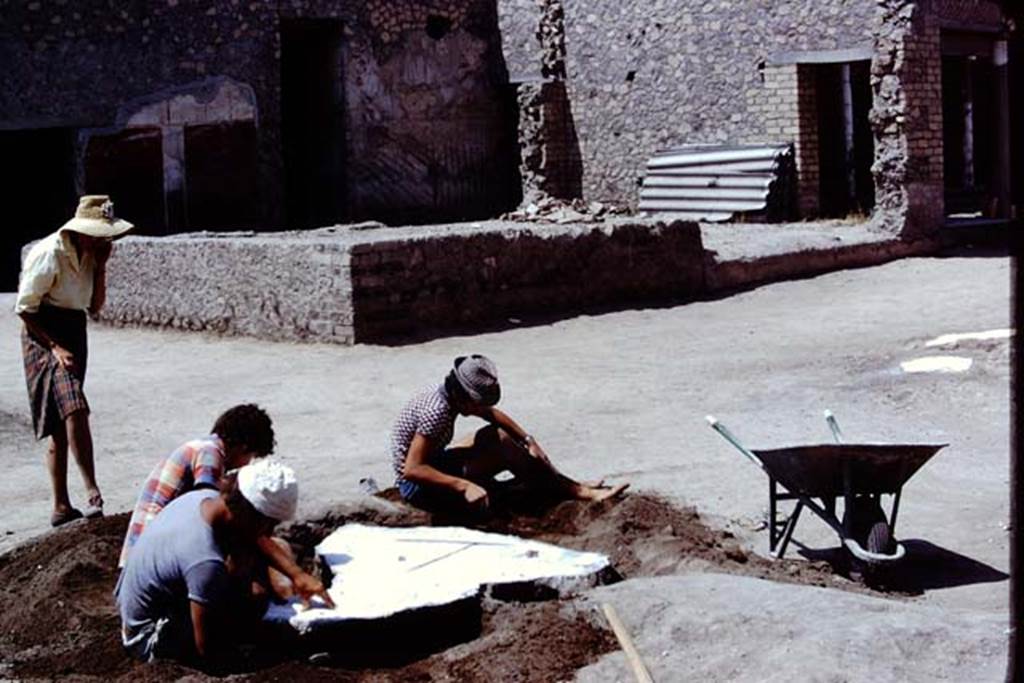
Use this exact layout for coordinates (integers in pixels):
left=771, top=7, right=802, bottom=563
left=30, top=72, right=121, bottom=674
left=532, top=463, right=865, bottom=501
left=866, top=517, right=894, bottom=556
left=844, top=498, right=894, bottom=586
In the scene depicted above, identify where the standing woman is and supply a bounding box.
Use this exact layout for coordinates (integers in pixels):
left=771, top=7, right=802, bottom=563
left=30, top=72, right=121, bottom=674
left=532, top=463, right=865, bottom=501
left=15, top=195, right=133, bottom=526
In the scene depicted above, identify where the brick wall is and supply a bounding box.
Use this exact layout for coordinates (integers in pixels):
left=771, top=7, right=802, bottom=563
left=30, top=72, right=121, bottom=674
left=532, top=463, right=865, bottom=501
left=751, top=64, right=820, bottom=217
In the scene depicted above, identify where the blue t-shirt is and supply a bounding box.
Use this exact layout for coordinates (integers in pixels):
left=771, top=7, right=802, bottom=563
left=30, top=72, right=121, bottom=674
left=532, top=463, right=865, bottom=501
left=116, top=489, right=229, bottom=637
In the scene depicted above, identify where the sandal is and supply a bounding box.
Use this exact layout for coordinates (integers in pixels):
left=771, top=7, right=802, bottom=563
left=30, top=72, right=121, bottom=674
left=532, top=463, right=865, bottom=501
left=84, top=494, right=104, bottom=519
left=51, top=508, right=83, bottom=527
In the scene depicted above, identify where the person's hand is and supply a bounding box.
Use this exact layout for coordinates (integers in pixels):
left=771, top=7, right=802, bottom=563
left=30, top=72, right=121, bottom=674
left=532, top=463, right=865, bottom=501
left=292, top=570, right=336, bottom=609
left=92, top=239, right=113, bottom=266
left=463, top=482, right=489, bottom=509
left=51, top=345, right=78, bottom=374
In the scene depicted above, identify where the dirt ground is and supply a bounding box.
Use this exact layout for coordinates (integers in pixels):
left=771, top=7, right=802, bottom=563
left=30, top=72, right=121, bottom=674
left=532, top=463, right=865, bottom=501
left=0, top=492, right=888, bottom=681
left=0, top=249, right=1013, bottom=680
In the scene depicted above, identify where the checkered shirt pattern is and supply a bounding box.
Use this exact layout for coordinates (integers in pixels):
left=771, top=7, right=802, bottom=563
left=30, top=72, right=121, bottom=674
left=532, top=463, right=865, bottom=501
left=118, top=436, right=226, bottom=567
left=389, top=384, right=456, bottom=485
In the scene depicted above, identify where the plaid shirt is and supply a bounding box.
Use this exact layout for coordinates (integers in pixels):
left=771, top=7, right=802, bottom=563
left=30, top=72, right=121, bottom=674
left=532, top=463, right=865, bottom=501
left=118, top=435, right=226, bottom=568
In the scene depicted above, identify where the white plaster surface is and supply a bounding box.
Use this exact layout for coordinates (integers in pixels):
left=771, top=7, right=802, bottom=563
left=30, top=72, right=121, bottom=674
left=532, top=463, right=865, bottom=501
left=925, top=328, right=1014, bottom=347
left=264, top=524, right=609, bottom=633
left=900, top=355, right=973, bottom=374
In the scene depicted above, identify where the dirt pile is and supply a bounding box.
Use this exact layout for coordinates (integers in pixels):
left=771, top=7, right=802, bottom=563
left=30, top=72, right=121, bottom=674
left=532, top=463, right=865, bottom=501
left=0, top=492, right=872, bottom=681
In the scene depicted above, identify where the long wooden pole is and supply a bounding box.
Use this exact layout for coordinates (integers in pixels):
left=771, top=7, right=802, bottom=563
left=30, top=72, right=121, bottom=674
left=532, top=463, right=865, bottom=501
left=601, top=603, right=655, bottom=683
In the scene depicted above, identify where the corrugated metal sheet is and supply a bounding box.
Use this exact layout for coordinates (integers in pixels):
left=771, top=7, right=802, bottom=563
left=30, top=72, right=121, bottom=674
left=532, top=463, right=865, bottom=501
left=639, top=144, right=794, bottom=222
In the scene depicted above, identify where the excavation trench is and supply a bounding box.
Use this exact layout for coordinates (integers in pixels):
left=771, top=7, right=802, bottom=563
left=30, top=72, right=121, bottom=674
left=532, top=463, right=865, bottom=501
left=0, top=492, right=872, bottom=681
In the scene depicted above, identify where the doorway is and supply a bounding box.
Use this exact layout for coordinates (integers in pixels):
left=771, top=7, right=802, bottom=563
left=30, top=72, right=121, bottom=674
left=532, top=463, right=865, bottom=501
left=814, top=61, right=875, bottom=218
left=942, top=50, right=1000, bottom=217
left=281, top=19, right=346, bottom=229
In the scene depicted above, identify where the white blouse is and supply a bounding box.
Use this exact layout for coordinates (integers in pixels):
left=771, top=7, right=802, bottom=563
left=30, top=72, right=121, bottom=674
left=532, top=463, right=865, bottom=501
left=14, top=230, right=97, bottom=314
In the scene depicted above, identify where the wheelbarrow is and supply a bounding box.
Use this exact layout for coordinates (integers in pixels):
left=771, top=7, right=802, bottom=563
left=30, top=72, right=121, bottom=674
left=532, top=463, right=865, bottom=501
left=706, top=411, right=947, bottom=568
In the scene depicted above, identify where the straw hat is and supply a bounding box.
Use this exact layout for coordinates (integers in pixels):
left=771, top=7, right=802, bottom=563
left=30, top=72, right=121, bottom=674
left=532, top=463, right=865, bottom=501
left=59, top=195, right=134, bottom=239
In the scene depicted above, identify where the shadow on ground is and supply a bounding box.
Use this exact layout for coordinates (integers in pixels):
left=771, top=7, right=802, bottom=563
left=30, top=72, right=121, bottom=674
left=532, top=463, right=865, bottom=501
left=797, top=539, right=1008, bottom=594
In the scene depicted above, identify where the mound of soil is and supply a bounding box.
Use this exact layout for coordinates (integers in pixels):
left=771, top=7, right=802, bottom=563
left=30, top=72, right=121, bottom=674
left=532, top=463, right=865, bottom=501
left=0, top=492, right=877, bottom=681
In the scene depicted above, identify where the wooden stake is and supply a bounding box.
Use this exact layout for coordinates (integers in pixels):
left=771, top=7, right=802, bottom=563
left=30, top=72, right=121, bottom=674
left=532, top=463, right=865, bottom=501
left=601, top=603, right=655, bottom=683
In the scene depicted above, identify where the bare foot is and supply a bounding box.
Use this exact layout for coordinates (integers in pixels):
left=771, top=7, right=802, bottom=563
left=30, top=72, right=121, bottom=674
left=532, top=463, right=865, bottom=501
left=576, top=483, right=629, bottom=502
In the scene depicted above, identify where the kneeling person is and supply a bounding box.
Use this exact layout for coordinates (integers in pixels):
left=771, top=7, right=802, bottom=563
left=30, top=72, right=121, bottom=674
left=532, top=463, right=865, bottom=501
left=390, top=354, right=627, bottom=512
left=116, top=460, right=314, bottom=667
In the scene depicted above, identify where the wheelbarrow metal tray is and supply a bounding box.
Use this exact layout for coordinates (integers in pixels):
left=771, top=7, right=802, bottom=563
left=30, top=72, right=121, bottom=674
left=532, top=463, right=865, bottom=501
left=752, top=443, right=948, bottom=498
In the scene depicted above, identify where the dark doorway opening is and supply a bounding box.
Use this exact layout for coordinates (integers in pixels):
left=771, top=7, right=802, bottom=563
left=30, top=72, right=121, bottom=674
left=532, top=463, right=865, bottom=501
left=84, top=127, right=165, bottom=235
left=815, top=61, right=875, bottom=217
left=0, top=128, right=77, bottom=290
left=281, top=19, right=345, bottom=229
left=942, top=54, right=999, bottom=217
left=185, top=122, right=260, bottom=229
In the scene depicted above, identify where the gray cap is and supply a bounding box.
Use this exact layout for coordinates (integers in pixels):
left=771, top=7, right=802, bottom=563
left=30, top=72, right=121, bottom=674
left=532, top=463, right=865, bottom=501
left=453, top=355, right=501, bottom=406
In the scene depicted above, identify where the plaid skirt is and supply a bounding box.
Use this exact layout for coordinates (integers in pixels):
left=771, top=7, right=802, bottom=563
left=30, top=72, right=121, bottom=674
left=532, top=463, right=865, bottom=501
left=22, top=305, right=90, bottom=440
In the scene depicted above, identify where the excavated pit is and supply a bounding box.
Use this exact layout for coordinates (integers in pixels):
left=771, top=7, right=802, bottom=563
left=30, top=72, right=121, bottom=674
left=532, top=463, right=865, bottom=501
left=0, top=492, right=880, bottom=681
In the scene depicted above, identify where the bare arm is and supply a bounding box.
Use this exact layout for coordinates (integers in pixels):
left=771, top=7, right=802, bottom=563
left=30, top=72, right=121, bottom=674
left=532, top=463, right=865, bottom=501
left=190, top=600, right=214, bottom=659
left=18, top=311, right=57, bottom=351
left=403, top=433, right=488, bottom=506
left=478, top=406, right=550, bottom=463
left=18, top=311, right=78, bottom=373
left=88, top=241, right=111, bottom=316
left=255, top=535, right=335, bottom=608
left=478, top=406, right=530, bottom=443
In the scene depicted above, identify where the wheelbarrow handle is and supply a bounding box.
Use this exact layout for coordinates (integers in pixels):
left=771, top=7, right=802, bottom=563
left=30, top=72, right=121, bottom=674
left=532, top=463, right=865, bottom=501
left=705, top=416, right=766, bottom=472
left=823, top=409, right=844, bottom=444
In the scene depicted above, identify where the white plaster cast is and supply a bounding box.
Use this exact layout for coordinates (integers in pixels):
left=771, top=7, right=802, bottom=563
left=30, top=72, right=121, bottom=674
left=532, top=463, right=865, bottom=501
left=264, top=524, right=610, bottom=633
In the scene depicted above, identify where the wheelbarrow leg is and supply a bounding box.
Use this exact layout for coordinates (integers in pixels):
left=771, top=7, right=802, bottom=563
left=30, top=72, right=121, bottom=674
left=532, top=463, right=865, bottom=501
left=824, top=409, right=844, bottom=443
left=890, top=487, right=903, bottom=534
left=769, top=477, right=778, bottom=551
left=774, top=501, right=804, bottom=559
left=842, top=460, right=854, bottom=540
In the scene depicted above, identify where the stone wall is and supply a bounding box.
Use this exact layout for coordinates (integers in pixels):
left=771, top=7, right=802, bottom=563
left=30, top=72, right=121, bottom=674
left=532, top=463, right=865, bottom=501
left=101, top=232, right=355, bottom=343
left=0, top=0, right=514, bottom=232
left=99, top=218, right=705, bottom=344
left=499, top=0, right=1012, bottom=235
left=498, top=0, right=877, bottom=208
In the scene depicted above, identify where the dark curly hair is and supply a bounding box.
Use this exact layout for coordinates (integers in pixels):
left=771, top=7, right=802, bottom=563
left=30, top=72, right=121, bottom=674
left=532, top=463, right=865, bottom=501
left=211, top=404, right=275, bottom=456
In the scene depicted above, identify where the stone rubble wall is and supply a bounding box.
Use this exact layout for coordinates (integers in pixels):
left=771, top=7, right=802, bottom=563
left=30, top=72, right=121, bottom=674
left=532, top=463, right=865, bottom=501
left=97, top=219, right=705, bottom=344
left=101, top=234, right=355, bottom=344
left=870, top=0, right=944, bottom=238
left=497, top=0, right=877, bottom=209
left=1, top=0, right=513, bottom=228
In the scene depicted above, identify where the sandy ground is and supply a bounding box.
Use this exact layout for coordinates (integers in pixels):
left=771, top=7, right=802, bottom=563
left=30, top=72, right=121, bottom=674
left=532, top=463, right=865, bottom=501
left=0, top=250, right=1012, bottom=679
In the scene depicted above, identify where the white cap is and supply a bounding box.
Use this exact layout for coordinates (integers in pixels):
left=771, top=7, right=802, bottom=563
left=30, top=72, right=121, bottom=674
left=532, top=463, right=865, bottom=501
left=237, top=460, right=298, bottom=521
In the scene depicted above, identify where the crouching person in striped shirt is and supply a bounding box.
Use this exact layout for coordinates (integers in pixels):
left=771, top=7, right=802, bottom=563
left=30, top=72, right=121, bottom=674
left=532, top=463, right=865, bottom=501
left=116, top=461, right=327, bottom=671
left=118, top=404, right=331, bottom=612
